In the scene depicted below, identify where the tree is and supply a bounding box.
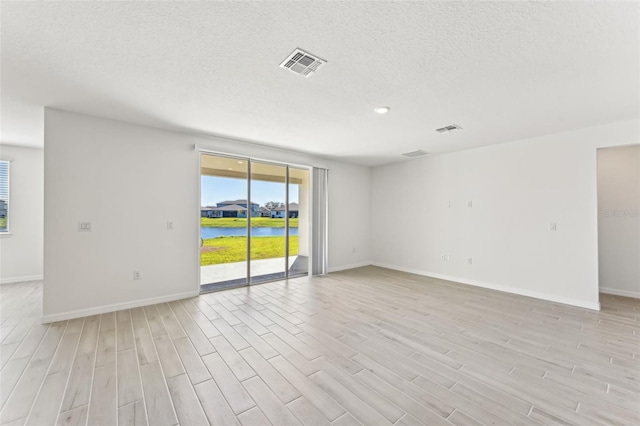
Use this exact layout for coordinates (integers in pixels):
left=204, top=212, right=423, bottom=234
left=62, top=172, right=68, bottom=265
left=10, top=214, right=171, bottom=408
left=264, top=201, right=284, bottom=210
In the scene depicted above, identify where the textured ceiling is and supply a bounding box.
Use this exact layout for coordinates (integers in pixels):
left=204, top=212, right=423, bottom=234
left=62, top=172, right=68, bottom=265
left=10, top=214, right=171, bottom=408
left=1, top=1, right=638, bottom=166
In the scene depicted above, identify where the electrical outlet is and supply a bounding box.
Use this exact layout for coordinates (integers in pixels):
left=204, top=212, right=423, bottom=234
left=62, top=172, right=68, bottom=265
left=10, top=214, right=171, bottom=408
left=467, top=257, right=473, bottom=265
left=468, top=200, right=473, bottom=208
left=352, top=247, right=356, bottom=254
left=167, top=221, right=174, bottom=230
left=78, top=222, right=92, bottom=232
left=133, top=271, right=141, bottom=280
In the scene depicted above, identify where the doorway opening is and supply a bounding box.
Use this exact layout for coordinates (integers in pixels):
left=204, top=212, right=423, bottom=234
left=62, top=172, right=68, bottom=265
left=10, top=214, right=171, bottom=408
left=596, top=145, right=640, bottom=299
left=199, top=153, right=310, bottom=291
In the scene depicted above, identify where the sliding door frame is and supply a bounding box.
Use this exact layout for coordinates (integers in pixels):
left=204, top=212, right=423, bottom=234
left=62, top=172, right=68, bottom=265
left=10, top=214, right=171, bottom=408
left=246, top=159, right=252, bottom=282
left=198, top=150, right=312, bottom=293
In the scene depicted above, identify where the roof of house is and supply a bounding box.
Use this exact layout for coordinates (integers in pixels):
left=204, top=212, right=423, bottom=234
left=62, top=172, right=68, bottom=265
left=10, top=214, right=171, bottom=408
left=213, top=204, right=247, bottom=211
left=201, top=204, right=247, bottom=211
left=272, top=202, right=299, bottom=211
left=259, top=206, right=271, bottom=212
left=217, top=199, right=258, bottom=206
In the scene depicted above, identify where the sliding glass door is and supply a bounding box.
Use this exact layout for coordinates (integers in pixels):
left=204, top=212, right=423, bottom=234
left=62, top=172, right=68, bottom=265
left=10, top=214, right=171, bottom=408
left=200, top=154, right=248, bottom=290
left=200, top=153, right=309, bottom=292
left=250, top=161, right=287, bottom=283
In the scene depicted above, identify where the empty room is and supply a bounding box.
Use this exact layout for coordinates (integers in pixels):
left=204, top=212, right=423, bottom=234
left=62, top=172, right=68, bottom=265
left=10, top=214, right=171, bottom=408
left=1, top=1, right=639, bottom=426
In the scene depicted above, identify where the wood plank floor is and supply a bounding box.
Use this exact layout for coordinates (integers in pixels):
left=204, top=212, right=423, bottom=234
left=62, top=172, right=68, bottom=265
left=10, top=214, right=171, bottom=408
left=1, top=266, right=639, bottom=425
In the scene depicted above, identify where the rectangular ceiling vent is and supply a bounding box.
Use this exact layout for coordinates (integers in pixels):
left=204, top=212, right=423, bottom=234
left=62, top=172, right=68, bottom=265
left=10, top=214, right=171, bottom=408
left=436, top=124, right=462, bottom=133
left=279, top=48, right=326, bottom=78
left=402, top=150, right=429, bottom=158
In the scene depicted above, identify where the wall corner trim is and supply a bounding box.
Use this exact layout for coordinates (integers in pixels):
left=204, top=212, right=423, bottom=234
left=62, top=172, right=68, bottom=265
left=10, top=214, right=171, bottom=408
left=599, top=287, right=640, bottom=300
left=41, top=290, right=199, bottom=323
left=371, top=262, right=601, bottom=311
left=1, top=275, right=44, bottom=285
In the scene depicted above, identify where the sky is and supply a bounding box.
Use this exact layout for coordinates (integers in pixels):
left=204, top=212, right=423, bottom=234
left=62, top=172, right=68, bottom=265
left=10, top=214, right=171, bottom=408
left=201, top=176, right=299, bottom=207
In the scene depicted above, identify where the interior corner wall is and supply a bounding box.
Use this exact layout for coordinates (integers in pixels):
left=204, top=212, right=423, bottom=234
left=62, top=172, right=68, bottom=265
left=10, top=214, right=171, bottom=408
left=371, top=119, right=639, bottom=310
left=0, top=145, right=44, bottom=284
left=597, top=144, right=640, bottom=298
left=44, top=109, right=372, bottom=321
left=327, top=161, right=371, bottom=272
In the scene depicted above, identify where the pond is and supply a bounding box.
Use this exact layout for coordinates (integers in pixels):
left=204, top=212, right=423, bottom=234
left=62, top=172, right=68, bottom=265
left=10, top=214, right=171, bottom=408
left=201, top=227, right=299, bottom=239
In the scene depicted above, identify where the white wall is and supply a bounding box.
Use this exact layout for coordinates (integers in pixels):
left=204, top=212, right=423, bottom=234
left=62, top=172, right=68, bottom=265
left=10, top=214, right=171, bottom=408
left=44, top=110, right=200, bottom=321
left=0, top=145, right=44, bottom=283
left=327, top=162, right=371, bottom=272
left=371, top=119, right=639, bottom=310
left=597, top=145, right=640, bottom=298
left=44, top=109, right=372, bottom=321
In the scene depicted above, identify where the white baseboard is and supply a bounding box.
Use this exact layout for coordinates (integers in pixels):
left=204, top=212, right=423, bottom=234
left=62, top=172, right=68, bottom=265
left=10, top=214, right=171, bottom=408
left=371, top=262, right=601, bottom=311
left=1, top=274, right=44, bottom=285
left=42, top=290, right=199, bottom=323
left=328, top=261, right=372, bottom=273
left=599, top=287, right=640, bottom=299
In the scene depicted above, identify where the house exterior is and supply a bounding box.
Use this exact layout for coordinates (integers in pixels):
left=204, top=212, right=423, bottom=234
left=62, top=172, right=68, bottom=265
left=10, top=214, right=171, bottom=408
left=216, top=204, right=249, bottom=218
left=270, top=202, right=299, bottom=218
left=202, top=200, right=300, bottom=219
left=259, top=206, right=271, bottom=217
left=201, top=206, right=222, bottom=218
left=217, top=199, right=259, bottom=217
left=201, top=202, right=252, bottom=218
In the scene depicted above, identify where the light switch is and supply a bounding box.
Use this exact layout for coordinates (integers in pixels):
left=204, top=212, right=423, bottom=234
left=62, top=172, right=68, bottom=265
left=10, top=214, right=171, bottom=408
left=550, top=222, right=557, bottom=232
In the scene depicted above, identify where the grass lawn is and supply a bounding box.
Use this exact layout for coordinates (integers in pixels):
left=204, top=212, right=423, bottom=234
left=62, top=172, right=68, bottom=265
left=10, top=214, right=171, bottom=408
left=201, top=236, right=299, bottom=266
left=0, top=217, right=6, bottom=231
left=201, top=217, right=298, bottom=228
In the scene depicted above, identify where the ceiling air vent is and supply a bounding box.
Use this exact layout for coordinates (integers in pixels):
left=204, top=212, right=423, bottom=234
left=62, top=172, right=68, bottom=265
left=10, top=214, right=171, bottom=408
left=402, top=150, right=429, bottom=158
left=435, top=124, right=462, bottom=133
left=279, top=48, right=326, bottom=78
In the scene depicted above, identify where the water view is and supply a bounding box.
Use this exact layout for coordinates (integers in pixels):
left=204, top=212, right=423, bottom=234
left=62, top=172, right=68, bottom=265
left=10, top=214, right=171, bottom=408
left=201, top=227, right=299, bottom=239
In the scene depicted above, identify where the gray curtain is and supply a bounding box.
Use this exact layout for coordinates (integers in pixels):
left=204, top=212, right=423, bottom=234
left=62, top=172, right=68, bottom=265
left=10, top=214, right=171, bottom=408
left=311, top=168, right=328, bottom=275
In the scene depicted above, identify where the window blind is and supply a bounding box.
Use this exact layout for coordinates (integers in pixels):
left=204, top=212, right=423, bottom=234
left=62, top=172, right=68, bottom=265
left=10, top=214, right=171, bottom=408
left=0, top=160, right=9, bottom=232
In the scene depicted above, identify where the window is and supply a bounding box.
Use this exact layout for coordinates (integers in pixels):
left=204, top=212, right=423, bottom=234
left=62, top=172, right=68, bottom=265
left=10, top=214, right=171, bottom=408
left=0, top=160, right=9, bottom=233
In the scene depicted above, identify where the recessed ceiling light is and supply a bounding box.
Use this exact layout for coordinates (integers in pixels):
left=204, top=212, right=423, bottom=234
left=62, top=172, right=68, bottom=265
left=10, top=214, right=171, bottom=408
left=237, top=161, right=244, bottom=164
left=374, top=106, right=390, bottom=115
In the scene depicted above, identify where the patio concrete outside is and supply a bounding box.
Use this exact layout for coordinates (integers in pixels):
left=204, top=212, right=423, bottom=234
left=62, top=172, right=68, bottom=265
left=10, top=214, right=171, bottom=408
left=200, top=256, right=299, bottom=285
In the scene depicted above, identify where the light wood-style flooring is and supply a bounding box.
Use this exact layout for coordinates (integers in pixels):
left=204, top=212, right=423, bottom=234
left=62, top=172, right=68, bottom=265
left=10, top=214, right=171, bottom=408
left=1, top=266, right=639, bottom=425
